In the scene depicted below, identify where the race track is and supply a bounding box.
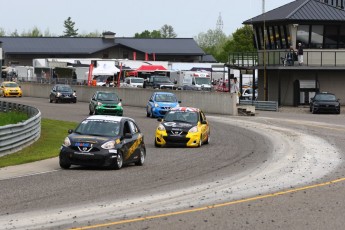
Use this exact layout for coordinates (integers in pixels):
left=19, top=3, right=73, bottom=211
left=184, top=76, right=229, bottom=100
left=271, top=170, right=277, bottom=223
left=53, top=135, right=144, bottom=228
left=1, top=97, right=345, bottom=230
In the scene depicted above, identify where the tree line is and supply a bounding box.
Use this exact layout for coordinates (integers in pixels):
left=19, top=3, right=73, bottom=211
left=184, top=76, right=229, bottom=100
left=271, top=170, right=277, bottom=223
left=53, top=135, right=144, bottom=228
left=0, top=17, right=255, bottom=63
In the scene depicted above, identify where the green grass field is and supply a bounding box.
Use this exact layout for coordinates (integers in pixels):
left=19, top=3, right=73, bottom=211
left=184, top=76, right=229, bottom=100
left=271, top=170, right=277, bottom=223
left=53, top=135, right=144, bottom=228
left=0, top=111, right=29, bottom=126
left=0, top=118, right=78, bottom=168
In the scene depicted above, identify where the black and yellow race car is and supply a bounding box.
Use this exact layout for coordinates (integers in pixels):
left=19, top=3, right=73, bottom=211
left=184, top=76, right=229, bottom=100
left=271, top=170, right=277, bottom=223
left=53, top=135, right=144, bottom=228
left=59, top=115, right=146, bottom=170
left=155, top=107, right=210, bottom=147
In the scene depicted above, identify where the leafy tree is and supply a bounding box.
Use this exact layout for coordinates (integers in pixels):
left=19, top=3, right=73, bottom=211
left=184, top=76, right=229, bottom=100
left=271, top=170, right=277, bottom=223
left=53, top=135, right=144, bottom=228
left=79, top=30, right=102, bottom=37
left=21, top=26, right=42, bottom=37
left=0, top=28, right=5, bottom=36
left=134, top=30, right=161, bottom=38
left=10, top=29, right=19, bottom=37
left=218, top=25, right=255, bottom=62
left=195, top=28, right=229, bottom=62
left=63, top=17, right=78, bottom=37
left=44, top=28, right=52, bottom=37
left=160, top=24, right=177, bottom=38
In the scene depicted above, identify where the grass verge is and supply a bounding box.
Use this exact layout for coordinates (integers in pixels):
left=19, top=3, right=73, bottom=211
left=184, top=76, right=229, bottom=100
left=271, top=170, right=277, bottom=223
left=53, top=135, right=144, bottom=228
left=0, top=118, right=78, bottom=168
left=0, top=111, right=29, bottom=126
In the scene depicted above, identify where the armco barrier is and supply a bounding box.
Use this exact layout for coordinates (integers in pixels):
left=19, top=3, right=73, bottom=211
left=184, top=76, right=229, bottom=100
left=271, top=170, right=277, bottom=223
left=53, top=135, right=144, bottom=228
left=239, top=100, right=279, bottom=111
left=20, top=83, right=238, bottom=115
left=0, top=101, right=41, bottom=157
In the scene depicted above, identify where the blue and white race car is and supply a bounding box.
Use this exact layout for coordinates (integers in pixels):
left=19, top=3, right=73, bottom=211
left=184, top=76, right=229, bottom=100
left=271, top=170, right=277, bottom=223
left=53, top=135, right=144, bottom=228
left=146, top=92, right=181, bottom=118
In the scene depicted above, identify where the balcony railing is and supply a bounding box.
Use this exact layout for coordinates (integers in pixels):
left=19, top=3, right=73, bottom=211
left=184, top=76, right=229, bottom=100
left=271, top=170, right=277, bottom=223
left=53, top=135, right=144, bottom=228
left=229, top=50, right=345, bottom=68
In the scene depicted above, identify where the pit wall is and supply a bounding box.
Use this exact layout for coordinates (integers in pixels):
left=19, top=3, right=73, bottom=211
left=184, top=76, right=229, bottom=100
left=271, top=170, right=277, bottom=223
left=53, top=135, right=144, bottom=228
left=21, top=83, right=238, bottom=116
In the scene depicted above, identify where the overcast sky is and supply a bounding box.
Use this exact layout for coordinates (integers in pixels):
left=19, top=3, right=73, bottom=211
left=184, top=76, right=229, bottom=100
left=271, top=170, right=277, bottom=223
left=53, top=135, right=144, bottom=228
left=1, top=0, right=292, bottom=37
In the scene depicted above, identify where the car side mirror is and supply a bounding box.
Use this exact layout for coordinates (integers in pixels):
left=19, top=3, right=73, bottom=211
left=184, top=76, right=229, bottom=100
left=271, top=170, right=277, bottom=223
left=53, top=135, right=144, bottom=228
left=120, top=99, right=122, bottom=102
left=201, top=120, right=207, bottom=125
left=68, top=129, right=73, bottom=134
left=174, top=80, right=177, bottom=84
left=149, top=99, right=153, bottom=102
left=157, top=118, right=162, bottom=122
left=178, top=101, right=181, bottom=103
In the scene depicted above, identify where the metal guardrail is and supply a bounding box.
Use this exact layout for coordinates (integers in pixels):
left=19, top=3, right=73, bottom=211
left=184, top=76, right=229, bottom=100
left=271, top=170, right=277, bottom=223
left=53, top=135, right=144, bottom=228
left=0, top=101, right=41, bottom=157
left=239, top=100, right=279, bottom=111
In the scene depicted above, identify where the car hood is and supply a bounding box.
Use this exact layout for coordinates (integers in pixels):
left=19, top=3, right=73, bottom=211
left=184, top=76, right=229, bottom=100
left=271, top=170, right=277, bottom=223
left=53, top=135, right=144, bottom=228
left=97, top=100, right=121, bottom=105
left=5, top=87, right=21, bottom=91
left=156, top=82, right=174, bottom=86
left=161, top=121, right=195, bottom=132
left=315, top=100, right=339, bottom=105
left=68, top=134, right=118, bottom=145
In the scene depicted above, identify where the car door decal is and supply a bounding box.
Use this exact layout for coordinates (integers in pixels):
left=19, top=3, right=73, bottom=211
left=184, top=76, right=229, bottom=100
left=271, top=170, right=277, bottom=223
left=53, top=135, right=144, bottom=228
left=124, top=134, right=143, bottom=161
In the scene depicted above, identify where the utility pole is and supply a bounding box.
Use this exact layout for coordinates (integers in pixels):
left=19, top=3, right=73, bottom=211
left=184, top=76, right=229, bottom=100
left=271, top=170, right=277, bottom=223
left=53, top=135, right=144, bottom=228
left=263, top=0, right=268, bottom=101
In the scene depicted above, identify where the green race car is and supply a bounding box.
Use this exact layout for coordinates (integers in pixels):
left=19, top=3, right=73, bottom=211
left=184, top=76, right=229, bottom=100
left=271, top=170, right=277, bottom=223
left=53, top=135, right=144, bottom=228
left=89, top=91, right=123, bottom=116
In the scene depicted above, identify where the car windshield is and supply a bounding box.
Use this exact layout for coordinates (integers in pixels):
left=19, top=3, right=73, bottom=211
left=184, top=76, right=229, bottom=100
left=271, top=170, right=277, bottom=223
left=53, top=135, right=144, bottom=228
left=97, top=93, right=119, bottom=102
left=154, top=94, right=177, bottom=102
left=153, top=77, right=171, bottom=83
left=75, top=119, right=120, bottom=136
left=131, top=78, right=144, bottom=83
left=57, top=86, right=73, bottom=92
left=164, top=111, right=198, bottom=124
left=4, top=82, right=19, bottom=88
left=315, top=94, right=336, bottom=101
left=195, top=78, right=211, bottom=85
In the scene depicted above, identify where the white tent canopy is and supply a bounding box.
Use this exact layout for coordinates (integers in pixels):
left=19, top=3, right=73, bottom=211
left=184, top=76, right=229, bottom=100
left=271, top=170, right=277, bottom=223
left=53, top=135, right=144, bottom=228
left=86, top=61, right=120, bottom=76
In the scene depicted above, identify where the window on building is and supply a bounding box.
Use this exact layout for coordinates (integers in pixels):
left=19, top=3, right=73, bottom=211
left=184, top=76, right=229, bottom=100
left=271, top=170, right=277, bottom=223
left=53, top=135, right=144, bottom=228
left=310, top=25, right=324, bottom=48
left=297, top=25, right=310, bottom=48
left=274, top=26, right=282, bottom=49
left=268, top=26, right=275, bottom=49
left=280, top=25, right=289, bottom=49
left=257, top=26, right=264, bottom=50
left=123, top=52, right=129, bottom=59
left=324, top=25, right=338, bottom=49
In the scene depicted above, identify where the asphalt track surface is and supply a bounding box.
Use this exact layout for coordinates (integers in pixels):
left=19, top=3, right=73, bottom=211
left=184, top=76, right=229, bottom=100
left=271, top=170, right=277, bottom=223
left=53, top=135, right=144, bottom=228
left=1, top=97, right=345, bottom=230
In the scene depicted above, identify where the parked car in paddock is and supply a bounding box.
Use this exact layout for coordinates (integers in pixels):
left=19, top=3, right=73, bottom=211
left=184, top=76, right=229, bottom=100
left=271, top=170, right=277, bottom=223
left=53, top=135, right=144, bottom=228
left=0, top=81, right=22, bottom=97
left=89, top=91, right=123, bottom=116
left=146, top=92, right=181, bottom=118
left=155, top=107, right=210, bottom=147
left=241, top=88, right=258, bottom=100
left=121, top=77, right=145, bottom=88
left=59, top=115, right=146, bottom=170
left=49, top=84, right=77, bottom=103
left=310, top=92, right=341, bottom=114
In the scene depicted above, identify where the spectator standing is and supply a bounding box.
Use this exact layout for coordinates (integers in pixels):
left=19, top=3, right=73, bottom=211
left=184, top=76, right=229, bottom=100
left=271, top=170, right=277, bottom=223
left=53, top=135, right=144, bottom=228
left=286, top=47, right=296, bottom=66
left=297, top=43, right=304, bottom=66
left=230, top=77, right=240, bottom=104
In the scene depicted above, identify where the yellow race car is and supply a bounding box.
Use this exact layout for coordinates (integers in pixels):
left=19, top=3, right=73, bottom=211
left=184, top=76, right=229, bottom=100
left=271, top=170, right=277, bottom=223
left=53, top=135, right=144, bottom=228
left=0, top=81, right=23, bottom=97
left=155, top=107, right=210, bottom=147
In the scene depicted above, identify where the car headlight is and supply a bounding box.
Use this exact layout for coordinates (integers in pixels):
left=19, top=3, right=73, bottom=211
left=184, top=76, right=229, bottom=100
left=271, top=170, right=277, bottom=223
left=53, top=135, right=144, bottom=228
left=101, top=140, right=115, bottom=149
left=154, top=103, right=159, bottom=107
left=118, top=102, right=122, bottom=107
left=157, top=124, right=165, bottom=131
left=63, top=137, right=71, bottom=147
left=189, top=126, right=198, bottom=133
left=97, top=102, right=103, bottom=106
left=57, top=92, right=61, bottom=97
left=313, top=103, right=319, bottom=106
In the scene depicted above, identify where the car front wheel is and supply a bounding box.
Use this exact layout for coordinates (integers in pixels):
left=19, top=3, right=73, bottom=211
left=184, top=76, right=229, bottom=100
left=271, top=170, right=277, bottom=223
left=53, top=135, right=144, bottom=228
left=59, top=159, right=71, bottom=169
left=135, top=147, right=146, bottom=166
left=113, top=153, right=123, bottom=170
